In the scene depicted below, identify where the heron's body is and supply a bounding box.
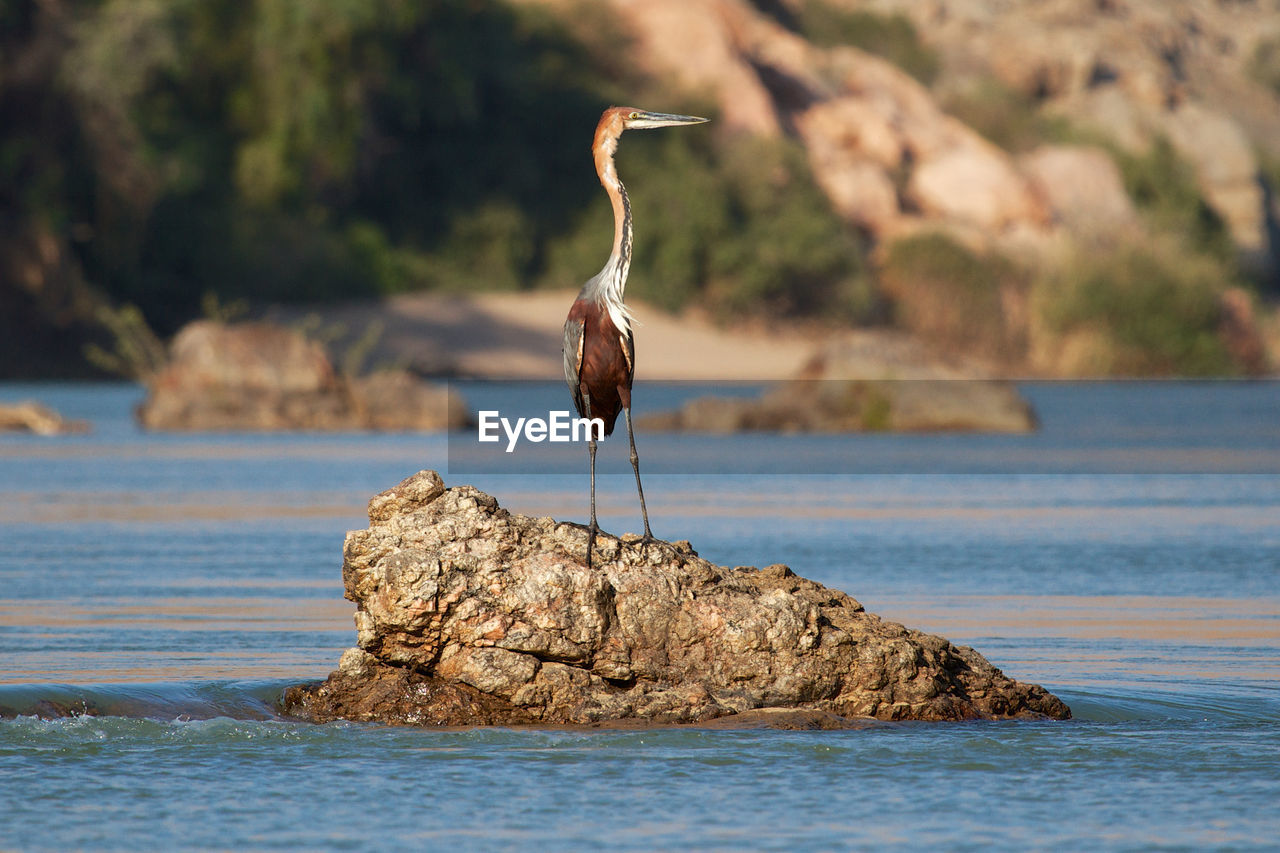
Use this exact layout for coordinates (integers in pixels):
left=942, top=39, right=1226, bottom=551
left=562, top=106, right=707, bottom=566
left=564, top=295, right=632, bottom=438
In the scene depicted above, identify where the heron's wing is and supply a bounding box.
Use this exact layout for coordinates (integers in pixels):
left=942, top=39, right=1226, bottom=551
left=562, top=315, right=585, bottom=413
left=620, top=327, right=635, bottom=386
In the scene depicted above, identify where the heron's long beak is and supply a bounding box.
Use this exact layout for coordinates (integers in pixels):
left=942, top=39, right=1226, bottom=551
left=625, top=110, right=710, bottom=130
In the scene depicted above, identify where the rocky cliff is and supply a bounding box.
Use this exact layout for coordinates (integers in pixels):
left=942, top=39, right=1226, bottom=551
left=282, top=471, right=1070, bottom=727
left=518, top=0, right=1278, bottom=375
left=557, top=0, right=1279, bottom=271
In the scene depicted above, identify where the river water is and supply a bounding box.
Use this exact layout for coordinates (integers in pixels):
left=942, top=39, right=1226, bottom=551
left=1, top=381, right=1277, bottom=851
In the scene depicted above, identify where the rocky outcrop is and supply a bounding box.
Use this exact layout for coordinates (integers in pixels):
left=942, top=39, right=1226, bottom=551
left=281, top=471, right=1070, bottom=727
left=137, top=321, right=469, bottom=431
left=639, top=378, right=1035, bottom=434
left=531, top=0, right=1054, bottom=254
left=639, top=333, right=1038, bottom=433
left=532, top=0, right=1277, bottom=276
left=0, top=401, right=89, bottom=434
left=859, top=0, right=1280, bottom=270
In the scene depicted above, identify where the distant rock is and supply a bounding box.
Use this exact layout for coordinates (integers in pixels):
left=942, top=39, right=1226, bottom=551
left=638, top=332, right=1038, bottom=434
left=1217, top=287, right=1270, bottom=375
left=0, top=401, right=89, bottom=435
left=138, top=321, right=469, bottom=431
left=281, top=471, right=1069, bottom=727
left=640, top=379, right=1036, bottom=434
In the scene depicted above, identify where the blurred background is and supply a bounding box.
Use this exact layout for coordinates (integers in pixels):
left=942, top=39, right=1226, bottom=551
left=3, top=0, right=1280, bottom=382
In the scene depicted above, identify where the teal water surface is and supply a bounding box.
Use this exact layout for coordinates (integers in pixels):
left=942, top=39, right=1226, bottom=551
left=1, top=382, right=1278, bottom=851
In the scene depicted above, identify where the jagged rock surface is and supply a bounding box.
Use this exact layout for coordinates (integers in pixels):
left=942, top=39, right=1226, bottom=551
left=282, top=471, right=1070, bottom=727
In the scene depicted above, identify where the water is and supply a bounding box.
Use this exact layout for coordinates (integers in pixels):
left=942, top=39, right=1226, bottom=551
left=2, top=381, right=1278, bottom=851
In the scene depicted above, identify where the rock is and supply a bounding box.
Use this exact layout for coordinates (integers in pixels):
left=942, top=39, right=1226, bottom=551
left=1020, top=145, right=1138, bottom=232
left=639, top=378, right=1035, bottom=434
left=1217, top=287, right=1269, bottom=375
left=137, top=321, right=469, bottom=431
left=521, top=0, right=1055, bottom=252
left=793, top=100, right=904, bottom=232
left=908, top=137, right=1052, bottom=233
left=865, top=0, right=1280, bottom=272
left=1163, top=104, right=1267, bottom=260
left=607, top=0, right=781, bottom=136
left=348, top=370, right=466, bottom=432
left=638, top=332, right=1038, bottom=434
left=0, top=401, right=90, bottom=434
left=281, top=471, right=1070, bottom=727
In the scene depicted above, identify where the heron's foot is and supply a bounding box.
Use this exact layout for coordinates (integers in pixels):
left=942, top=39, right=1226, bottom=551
left=631, top=532, right=679, bottom=556
left=584, top=522, right=621, bottom=569
left=563, top=520, right=617, bottom=539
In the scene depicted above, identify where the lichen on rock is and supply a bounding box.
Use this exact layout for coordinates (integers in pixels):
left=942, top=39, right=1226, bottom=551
left=282, top=470, right=1070, bottom=728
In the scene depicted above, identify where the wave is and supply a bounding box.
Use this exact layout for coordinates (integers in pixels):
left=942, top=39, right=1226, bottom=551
left=0, top=680, right=301, bottom=722
left=1057, top=684, right=1280, bottom=725
left=3, top=679, right=1278, bottom=729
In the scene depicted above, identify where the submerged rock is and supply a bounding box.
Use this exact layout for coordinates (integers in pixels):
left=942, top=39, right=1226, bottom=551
left=138, top=321, right=468, bottom=431
left=0, top=401, right=89, bottom=435
left=282, top=471, right=1070, bottom=728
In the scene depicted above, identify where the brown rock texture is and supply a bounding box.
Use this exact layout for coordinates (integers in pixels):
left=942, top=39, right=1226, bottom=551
left=137, top=320, right=469, bottom=431
left=281, top=471, right=1070, bottom=727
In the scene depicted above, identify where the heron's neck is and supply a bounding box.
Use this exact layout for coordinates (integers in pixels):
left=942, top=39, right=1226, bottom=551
left=583, top=143, right=634, bottom=334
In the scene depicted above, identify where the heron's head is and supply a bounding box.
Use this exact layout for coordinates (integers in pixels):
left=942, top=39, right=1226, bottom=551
left=593, top=107, right=708, bottom=183
left=618, top=107, right=709, bottom=131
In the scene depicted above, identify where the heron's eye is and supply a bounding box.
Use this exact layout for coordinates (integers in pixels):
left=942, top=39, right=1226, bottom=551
left=629, top=111, right=640, bottom=120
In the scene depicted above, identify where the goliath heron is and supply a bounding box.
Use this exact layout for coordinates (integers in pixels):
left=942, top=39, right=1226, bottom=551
left=562, top=106, right=708, bottom=568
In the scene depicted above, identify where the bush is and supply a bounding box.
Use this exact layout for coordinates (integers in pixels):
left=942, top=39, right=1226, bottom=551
left=879, top=232, right=1028, bottom=362
left=1248, top=35, right=1280, bottom=96
left=1111, top=137, right=1235, bottom=263
left=1037, top=243, right=1236, bottom=376
left=940, top=77, right=1075, bottom=153
left=794, top=3, right=939, bottom=85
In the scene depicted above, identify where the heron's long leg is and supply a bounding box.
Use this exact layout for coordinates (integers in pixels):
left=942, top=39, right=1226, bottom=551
left=623, top=405, right=654, bottom=540
left=584, top=390, right=598, bottom=569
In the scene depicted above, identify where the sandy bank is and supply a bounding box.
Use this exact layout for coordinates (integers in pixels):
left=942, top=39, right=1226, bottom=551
left=268, top=290, right=826, bottom=381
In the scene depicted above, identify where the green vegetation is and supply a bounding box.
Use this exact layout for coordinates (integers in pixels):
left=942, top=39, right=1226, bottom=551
left=940, top=77, right=1076, bottom=153
left=880, top=232, right=1028, bottom=363
left=1038, top=243, right=1235, bottom=376
left=800, top=4, right=938, bottom=84
left=933, top=75, right=1247, bottom=373
left=2, top=0, right=868, bottom=364
left=82, top=303, right=168, bottom=380
left=1110, top=137, right=1235, bottom=263
left=1248, top=35, right=1280, bottom=96
left=789, top=2, right=939, bottom=85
